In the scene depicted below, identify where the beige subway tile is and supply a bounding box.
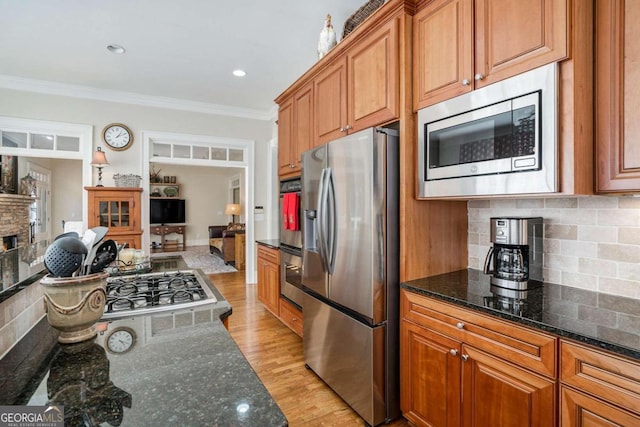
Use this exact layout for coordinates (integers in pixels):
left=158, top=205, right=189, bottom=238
left=561, top=241, right=597, bottom=258
left=545, top=198, right=578, bottom=208
left=618, top=227, right=640, bottom=244
left=578, top=258, right=617, bottom=278
left=545, top=224, right=578, bottom=240
left=555, top=209, right=597, bottom=225
left=489, top=199, right=518, bottom=210
left=516, top=199, right=544, bottom=209
left=543, top=268, right=562, bottom=284
left=598, top=243, right=640, bottom=263
left=468, top=200, right=490, bottom=209
left=545, top=254, right=579, bottom=272
left=578, top=196, right=618, bottom=209
left=578, top=226, right=618, bottom=242
left=561, top=272, right=597, bottom=290
left=619, top=197, right=640, bottom=209
left=468, top=232, right=479, bottom=245
left=598, top=277, right=640, bottom=299
left=544, top=238, right=561, bottom=254
left=617, top=262, right=640, bottom=282
left=597, top=209, right=640, bottom=227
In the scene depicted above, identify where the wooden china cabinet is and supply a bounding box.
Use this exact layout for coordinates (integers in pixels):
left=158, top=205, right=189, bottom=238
left=86, top=187, right=142, bottom=249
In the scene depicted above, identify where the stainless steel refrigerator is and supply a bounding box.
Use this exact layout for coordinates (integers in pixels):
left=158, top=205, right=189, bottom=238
left=301, top=126, right=399, bottom=426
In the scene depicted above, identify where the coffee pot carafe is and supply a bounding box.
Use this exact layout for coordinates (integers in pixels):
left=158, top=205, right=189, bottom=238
left=484, top=217, right=543, bottom=289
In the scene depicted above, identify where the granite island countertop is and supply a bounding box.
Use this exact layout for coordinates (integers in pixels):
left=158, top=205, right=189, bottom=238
left=0, top=255, right=288, bottom=427
left=401, top=269, right=640, bottom=361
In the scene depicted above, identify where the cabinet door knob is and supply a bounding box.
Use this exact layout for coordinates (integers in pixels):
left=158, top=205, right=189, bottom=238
left=461, top=354, right=469, bottom=362
left=344, top=124, right=352, bottom=130
left=339, top=126, right=346, bottom=132
left=474, top=73, right=484, bottom=81
left=449, top=349, right=458, bottom=356
left=461, top=78, right=471, bottom=86
left=456, top=322, right=464, bottom=330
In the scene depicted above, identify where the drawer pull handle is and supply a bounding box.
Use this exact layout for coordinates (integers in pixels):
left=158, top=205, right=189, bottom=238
left=449, top=349, right=458, bottom=356
left=456, top=322, right=464, bottom=330
left=461, top=354, right=469, bottom=362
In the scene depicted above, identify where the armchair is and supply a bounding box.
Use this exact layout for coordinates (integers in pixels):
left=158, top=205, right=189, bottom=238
left=209, top=224, right=246, bottom=265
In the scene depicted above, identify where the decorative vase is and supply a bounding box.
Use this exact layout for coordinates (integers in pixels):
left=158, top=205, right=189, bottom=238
left=40, top=272, right=108, bottom=344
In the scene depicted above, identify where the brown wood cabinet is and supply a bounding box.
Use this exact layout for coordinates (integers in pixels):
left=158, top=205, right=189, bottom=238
left=595, top=0, right=640, bottom=192
left=314, top=16, right=399, bottom=145
left=401, top=289, right=557, bottom=427
left=257, top=244, right=280, bottom=316
left=560, top=340, right=640, bottom=425
left=413, top=0, right=568, bottom=110
left=279, top=297, right=302, bottom=337
left=86, top=187, right=142, bottom=249
left=278, top=82, right=314, bottom=177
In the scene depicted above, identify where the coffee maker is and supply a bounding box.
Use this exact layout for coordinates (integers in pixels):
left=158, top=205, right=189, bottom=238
left=483, top=217, right=543, bottom=290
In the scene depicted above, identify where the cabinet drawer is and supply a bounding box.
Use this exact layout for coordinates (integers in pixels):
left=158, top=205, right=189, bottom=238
left=560, top=340, right=640, bottom=415
left=151, top=226, right=162, bottom=234
left=279, top=298, right=303, bottom=337
left=257, top=245, right=280, bottom=264
left=401, top=289, right=557, bottom=378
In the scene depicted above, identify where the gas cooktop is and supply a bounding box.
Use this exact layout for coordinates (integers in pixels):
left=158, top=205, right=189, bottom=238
left=102, top=269, right=217, bottom=319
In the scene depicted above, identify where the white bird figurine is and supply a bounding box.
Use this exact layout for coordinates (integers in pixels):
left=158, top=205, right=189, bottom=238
left=318, top=14, right=337, bottom=59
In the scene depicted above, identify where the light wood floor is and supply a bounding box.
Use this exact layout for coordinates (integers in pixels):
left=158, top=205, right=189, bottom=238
left=209, top=271, right=412, bottom=427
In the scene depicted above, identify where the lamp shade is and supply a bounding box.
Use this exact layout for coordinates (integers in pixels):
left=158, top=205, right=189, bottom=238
left=91, top=147, right=109, bottom=166
left=225, top=203, right=241, bottom=216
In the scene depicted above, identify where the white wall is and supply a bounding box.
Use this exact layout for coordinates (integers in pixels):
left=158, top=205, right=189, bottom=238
left=468, top=196, right=640, bottom=299
left=0, top=87, right=278, bottom=242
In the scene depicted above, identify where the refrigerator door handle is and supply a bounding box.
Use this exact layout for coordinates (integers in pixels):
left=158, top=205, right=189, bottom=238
left=316, top=167, right=328, bottom=272
left=326, top=167, right=337, bottom=274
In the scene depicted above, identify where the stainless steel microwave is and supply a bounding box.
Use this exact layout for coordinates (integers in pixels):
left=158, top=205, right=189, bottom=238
left=417, top=63, right=558, bottom=198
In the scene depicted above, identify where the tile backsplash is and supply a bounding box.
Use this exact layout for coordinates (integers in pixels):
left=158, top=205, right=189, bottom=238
left=468, top=196, right=640, bottom=299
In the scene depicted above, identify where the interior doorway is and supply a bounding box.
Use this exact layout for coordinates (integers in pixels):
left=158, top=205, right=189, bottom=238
left=141, top=130, right=256, bottom=284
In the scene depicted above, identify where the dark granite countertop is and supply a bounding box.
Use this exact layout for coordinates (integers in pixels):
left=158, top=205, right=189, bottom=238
left=256, top=239, right=280, bottom=249
left=0, top=256, right=288, bottom=426
left=401, top=269, right=640, bottom=361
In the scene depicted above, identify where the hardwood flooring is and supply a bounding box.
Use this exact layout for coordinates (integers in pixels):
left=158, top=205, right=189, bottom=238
left=208, top=271, right=412, bottom=427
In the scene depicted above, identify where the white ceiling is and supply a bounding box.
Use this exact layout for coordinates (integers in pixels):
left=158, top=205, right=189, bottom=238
left=0, top=0, right=368, bottom=117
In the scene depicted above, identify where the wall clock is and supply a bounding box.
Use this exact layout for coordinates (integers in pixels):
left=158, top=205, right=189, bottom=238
left=105, top=326, right=137, bottom=354
left=102, top=123, right=133, bottom=151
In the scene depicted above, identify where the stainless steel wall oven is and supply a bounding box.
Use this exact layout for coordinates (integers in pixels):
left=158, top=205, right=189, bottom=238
left=279, top=178, right=302, bottom=307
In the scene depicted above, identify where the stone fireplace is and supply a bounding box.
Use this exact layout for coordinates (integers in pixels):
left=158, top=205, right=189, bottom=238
left=0, top=194, right=33, bottom=249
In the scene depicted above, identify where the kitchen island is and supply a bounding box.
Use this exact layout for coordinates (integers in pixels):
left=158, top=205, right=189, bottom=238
left=0, top=255, right=288, bottom=426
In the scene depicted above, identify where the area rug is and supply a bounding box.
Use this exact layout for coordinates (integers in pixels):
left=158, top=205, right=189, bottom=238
left=153, top=246, right=237, bottom=274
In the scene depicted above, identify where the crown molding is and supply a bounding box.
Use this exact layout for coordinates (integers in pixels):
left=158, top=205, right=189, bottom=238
left=0, top=74, right=273, bottom=121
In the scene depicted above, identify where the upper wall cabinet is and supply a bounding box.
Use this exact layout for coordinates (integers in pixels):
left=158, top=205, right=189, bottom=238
left=595, top=0, right=640, bottom=193
left=413, top=0, right=568, bottom=110
left=315, top=18, right=399, bottom=145
left=278, top=82, right=314, bottom=177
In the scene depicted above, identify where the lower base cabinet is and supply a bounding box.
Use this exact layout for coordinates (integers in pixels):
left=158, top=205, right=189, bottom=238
left=401, top=289, right=640, bottom=427
left=401, top=289, right=556, bottom=427
left=257, top=245, right=280, bottom=316
left=561, top=386, right=640, bottom=426
left=256, top=244, right=303, bottom=336
left=279, top=297, right=302, bottom=337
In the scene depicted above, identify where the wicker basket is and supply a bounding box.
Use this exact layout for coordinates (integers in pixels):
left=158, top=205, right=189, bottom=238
left=342, top=0, right=386, bottom=39
left=113, top=173, right=142, bottom=187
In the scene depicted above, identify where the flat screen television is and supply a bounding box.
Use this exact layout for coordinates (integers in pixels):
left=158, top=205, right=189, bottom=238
left=150, top=199, right=186, bottom=224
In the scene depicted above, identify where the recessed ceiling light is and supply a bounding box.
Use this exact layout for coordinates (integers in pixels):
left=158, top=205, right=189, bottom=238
left=107, top=44, right=126, bottom=54
left=233, top=69, right=246, bottom=77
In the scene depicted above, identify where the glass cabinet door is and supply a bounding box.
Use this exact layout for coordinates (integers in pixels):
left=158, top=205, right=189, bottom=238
left=98, top=200, right=131, bottom=228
